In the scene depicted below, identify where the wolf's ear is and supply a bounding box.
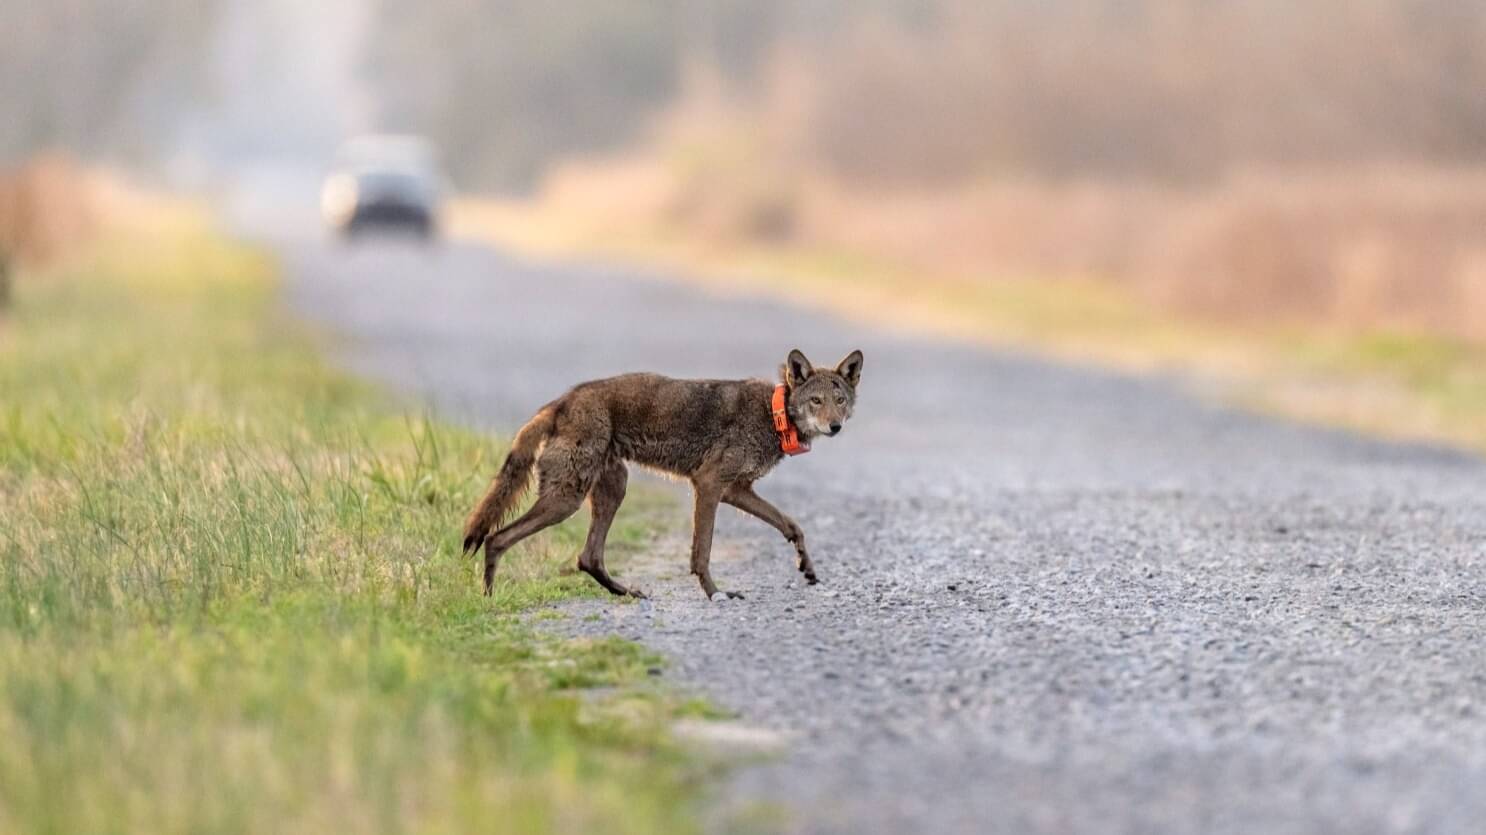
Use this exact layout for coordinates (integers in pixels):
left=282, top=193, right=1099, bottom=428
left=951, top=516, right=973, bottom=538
left=783, top=349, right=813, bottom=388
left=836, top=350, right=863, bottom=388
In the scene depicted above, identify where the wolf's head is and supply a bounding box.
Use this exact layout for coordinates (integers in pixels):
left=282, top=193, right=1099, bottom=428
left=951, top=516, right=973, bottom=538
left=781, top=348, right=864, bottom=439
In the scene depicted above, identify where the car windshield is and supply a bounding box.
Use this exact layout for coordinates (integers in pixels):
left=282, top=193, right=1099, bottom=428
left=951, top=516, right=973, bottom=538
left=354, top=169, right=430, bottom=196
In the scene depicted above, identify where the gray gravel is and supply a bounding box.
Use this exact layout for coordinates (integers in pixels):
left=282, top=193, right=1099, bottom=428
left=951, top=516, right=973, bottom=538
left=284, top=239, right=1486, bottom=835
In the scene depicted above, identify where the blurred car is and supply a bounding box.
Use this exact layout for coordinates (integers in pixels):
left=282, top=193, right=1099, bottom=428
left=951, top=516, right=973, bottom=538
left=321, top=135, right=445, bottom=240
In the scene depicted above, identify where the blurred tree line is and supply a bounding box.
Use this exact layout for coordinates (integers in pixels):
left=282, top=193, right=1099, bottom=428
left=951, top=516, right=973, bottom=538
left=355, top=0, right=1486, bottom=188
left=780, top=0, right=1486, bottom=184
left=363, top=0, right=688, bottom=189
left=4, top=0, right=1485, bottom=189
left=360, top=0, right=945, bottom=188
left=0, top=0, right=220, bottom=167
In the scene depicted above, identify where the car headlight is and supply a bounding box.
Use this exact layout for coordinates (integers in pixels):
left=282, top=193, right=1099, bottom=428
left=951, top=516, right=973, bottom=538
left=320, top=174, right=359, bottom=221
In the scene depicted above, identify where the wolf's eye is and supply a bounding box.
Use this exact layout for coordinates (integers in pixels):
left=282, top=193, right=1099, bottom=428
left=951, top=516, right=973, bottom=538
left=835, top=396, right=846, bottom=405
left=810, top=396, right=822, bottom=406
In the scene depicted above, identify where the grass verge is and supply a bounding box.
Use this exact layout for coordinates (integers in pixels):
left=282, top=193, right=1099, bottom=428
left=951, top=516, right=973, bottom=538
left=452, top=198, right=1486, bottom=453
left=0, top=209, right=704, bottom=834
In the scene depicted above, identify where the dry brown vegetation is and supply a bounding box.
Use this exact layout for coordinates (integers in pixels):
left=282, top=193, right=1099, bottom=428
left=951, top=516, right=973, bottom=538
left=806, top=168, right=1486, bottom=340
left=515, top=0, right=1486, bottom=344
left=0, top=153, right=102, bottom=270
left=505, top=0, right=1486, bottom=342
left=528, top=139, right=1486, bottom=343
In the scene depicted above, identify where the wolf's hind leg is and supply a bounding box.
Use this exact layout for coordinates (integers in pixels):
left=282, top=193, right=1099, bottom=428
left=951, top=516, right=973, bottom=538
left=723, top=484, right=817, bottom=584
left=481, top=492, right=583, bottom=594
left=481, top=440, right=600, bottom=594
left=578, top=458, right=644, bottom=597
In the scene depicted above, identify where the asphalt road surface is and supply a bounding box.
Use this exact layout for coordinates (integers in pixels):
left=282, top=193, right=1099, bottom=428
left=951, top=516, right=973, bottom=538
left=284, top=238, right=1486, bottom=835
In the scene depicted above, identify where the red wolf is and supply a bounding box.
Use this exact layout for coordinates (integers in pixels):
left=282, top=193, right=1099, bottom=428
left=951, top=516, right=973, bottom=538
left=462, top=349, right=863, bottom=600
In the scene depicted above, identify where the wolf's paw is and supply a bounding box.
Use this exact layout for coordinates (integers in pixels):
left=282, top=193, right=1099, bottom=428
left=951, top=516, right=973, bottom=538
left=709, top=590, right=746, bottom=602
left=803, top=571, right=819, bottom=585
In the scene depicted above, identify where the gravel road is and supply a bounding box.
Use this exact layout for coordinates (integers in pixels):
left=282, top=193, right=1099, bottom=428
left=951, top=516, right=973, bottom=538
left=285, top=239, right=1486, bottom=834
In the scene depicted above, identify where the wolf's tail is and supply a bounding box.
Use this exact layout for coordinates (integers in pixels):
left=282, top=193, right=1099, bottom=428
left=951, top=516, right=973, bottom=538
left=462, top=405, right=557, bottom=555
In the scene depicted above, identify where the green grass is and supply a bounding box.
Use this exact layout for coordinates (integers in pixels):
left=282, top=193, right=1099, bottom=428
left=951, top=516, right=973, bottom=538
left=0, top=216, right=700, bottom=834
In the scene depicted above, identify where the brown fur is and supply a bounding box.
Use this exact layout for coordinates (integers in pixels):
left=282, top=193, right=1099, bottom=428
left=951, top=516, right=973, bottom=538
left=462, top=348, right=864, bottom=599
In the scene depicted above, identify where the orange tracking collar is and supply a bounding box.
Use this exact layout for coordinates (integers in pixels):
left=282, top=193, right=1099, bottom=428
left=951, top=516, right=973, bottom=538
left=771, top=384, right=810, bottom=456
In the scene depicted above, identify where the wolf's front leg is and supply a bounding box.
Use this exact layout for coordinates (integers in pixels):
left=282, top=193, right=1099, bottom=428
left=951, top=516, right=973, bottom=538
left=690, top=483, right=744, bottom=600
left=781, top=516, right=816, bottom=584
left=722, top=484, right=818, bottom=584
left=794, top=538, right=817, bottom=584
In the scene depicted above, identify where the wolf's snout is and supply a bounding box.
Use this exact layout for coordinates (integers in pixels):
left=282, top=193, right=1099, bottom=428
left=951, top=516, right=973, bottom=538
left=828, top=422, right=842, bottom=435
